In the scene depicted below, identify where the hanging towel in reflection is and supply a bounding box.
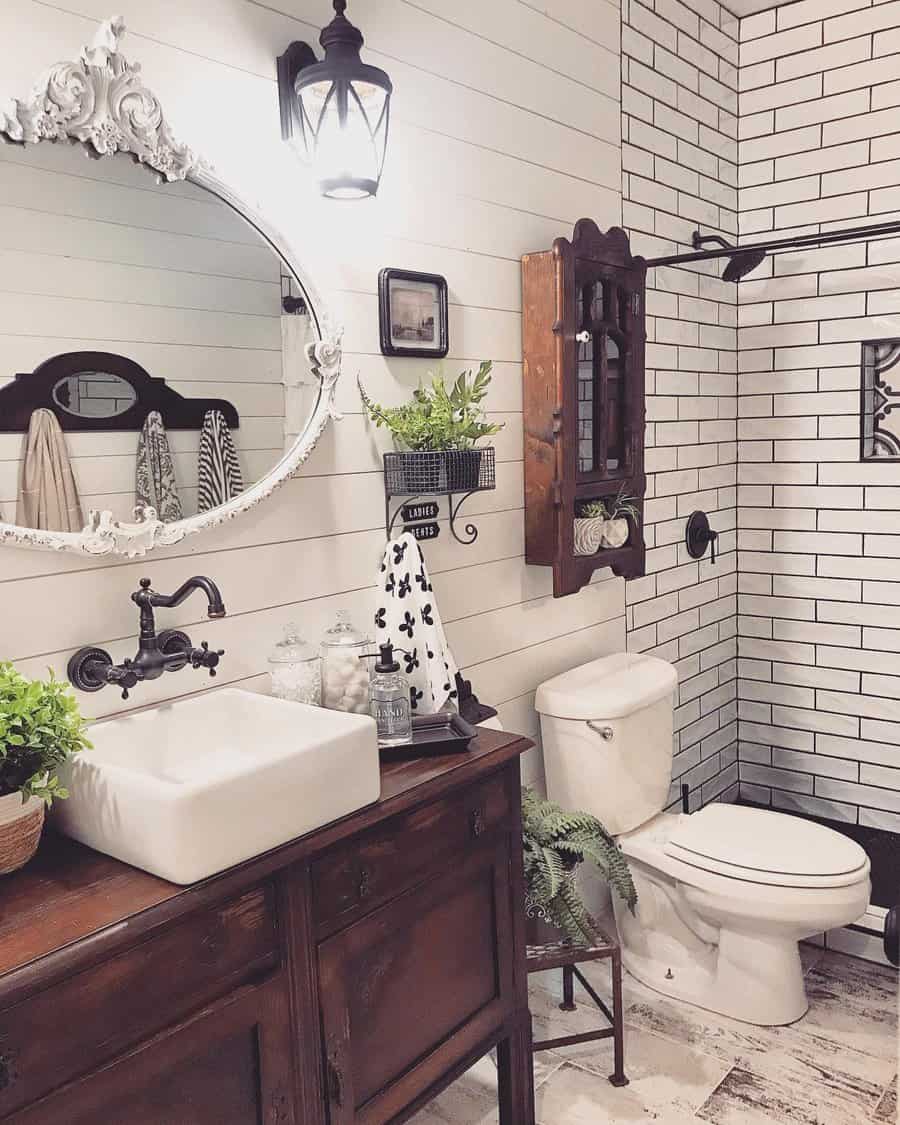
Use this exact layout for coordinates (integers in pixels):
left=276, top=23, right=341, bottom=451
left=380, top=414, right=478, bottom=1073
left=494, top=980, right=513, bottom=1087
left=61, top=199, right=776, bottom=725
left=136, top=410, right=183, bottom=523
left=197, top=409, right=244, bottom=513
left=374, top=532, right=459, bottom=714
left=17, top=408, right=84, bottom=533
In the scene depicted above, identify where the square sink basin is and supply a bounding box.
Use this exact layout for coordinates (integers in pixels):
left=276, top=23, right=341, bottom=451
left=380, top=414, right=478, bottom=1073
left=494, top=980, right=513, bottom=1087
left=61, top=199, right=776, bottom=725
left=54, top=689, right=381, bottom=884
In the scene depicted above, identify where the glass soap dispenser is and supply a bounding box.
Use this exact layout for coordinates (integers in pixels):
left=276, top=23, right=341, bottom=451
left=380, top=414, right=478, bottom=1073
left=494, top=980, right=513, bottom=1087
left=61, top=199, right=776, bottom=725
left=321, top=610, right=371, bottom=714
left=370, top=642, right=412, bottom=748
left=268, top=623, right=321, bottom=706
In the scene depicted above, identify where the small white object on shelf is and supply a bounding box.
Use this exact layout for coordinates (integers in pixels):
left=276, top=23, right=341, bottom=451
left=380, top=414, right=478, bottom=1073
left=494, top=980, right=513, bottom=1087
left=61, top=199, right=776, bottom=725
left=269, top=623, right=321, bottom=706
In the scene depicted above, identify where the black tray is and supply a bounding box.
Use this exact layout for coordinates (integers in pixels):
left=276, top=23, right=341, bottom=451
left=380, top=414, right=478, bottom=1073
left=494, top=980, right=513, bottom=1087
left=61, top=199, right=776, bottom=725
left=378, top=711, right=478, bottom=761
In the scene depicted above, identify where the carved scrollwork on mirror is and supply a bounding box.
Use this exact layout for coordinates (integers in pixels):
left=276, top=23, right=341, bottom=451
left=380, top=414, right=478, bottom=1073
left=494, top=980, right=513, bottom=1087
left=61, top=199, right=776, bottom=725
left=0, top=17, right=343, bottom=557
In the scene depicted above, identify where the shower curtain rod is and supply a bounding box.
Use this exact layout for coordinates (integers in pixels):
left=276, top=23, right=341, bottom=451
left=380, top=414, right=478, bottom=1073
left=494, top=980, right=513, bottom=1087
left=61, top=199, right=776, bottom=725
left=645, top=217, right=900, bottom=269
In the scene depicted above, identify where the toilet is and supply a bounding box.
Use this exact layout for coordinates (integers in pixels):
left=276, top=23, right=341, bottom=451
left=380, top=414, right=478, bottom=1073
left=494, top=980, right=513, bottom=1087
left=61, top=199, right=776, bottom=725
left=535, top=653, right=871, bottom=1027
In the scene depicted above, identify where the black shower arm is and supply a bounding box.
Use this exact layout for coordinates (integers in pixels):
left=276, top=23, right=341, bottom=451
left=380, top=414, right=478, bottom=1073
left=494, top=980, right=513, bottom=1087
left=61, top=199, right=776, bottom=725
left=645, top=217, right=900, bottom=269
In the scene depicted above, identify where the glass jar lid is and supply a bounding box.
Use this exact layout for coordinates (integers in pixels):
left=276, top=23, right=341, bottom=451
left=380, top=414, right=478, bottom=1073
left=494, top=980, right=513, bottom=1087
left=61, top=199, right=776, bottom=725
left=269, top=622, right=318, bottom=664
left=321, top=608, right=369, bottom=649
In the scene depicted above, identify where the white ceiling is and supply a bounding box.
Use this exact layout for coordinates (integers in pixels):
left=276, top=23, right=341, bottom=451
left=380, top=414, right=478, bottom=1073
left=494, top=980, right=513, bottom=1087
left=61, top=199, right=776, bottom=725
left=723, top=0, right=797, bottom=15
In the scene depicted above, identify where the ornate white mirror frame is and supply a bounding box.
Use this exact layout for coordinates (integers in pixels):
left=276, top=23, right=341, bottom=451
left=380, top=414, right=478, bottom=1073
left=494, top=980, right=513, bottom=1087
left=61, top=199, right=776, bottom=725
left=0, top=16, right=342, bottom=558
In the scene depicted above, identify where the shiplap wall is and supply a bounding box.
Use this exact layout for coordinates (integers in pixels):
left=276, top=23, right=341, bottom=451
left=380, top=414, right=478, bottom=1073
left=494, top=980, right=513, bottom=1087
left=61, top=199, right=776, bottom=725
left=737, top=0, right=900, bottom=832
left=0, top=0, right=626, bottom=784
left=0, top=139, right=286, bottom=521
left=621, top=0, right=740, bottom=812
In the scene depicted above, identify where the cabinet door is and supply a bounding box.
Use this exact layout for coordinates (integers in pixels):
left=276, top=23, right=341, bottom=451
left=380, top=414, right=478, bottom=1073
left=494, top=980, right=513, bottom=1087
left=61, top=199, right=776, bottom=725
left=318, top=837, right=515, bottom=1124
left=573, top=258, right=642, bottom=485
left=10, top=977, right=295, bottom=1125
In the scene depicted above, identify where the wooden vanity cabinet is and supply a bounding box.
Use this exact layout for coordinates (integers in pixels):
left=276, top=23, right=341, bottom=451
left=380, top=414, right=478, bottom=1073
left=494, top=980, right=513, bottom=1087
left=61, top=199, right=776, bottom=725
left=522, top=219, right=648, bottom=597
left=9, top=979, right=296, bottom=1125
left=0, top=730, right=534, bottom=1125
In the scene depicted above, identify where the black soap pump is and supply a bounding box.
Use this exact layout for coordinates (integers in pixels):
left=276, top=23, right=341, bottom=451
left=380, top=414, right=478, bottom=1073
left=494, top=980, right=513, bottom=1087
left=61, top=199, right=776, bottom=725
left=369, top=642, right=413, bottom=747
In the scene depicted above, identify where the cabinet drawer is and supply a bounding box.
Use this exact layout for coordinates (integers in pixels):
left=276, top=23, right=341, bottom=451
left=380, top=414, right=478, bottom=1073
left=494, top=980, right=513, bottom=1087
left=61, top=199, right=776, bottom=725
left=312, top=771, right=511, bottom=934
left=0, top=884, right=278, bottom=1116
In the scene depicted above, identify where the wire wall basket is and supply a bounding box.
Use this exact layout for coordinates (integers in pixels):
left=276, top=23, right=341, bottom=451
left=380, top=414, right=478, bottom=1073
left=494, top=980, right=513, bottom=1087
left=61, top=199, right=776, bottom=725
left=383, top=447, right=496, bottom=545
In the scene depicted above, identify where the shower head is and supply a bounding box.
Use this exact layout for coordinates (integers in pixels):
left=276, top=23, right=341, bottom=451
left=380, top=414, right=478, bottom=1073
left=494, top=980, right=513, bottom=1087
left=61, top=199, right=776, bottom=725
left=722, top=245, right=767, bottom=282
left=691, top=230, right=767, bottom=283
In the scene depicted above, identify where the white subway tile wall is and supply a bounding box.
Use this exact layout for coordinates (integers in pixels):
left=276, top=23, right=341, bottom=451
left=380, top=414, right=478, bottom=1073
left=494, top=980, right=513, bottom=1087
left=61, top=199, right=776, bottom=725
left=737, top=0, right=900, bottom=825
left=623, top=0, right=740, bottom=812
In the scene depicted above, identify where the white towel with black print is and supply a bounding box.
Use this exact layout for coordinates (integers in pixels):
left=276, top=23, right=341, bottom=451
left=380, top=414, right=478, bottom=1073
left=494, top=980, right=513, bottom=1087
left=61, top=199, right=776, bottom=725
left=374, top=532, right=459, bottom=714
left=197, top=409, right=244, bottom=513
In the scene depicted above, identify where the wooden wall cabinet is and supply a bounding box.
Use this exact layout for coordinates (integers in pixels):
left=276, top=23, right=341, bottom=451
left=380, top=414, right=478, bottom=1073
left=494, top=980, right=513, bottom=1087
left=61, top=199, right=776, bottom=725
left=0, top=732, right=534, bottom=1125
left=522, top=220, right=648, bottom=597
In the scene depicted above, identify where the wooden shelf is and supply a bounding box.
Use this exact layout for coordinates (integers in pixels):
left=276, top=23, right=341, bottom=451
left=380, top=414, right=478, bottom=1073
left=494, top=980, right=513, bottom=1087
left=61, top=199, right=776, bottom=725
left=522, top=220, right=648, bottom=597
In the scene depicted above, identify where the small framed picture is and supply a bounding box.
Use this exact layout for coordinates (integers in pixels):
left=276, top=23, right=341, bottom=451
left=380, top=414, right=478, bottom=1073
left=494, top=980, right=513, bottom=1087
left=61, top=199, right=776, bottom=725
left=378, top=268, right=449, bottom=358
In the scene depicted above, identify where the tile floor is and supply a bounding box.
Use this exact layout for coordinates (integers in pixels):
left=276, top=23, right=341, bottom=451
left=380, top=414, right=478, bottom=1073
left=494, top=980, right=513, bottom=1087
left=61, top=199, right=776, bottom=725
left=410, top=945, right=898, bottom=1124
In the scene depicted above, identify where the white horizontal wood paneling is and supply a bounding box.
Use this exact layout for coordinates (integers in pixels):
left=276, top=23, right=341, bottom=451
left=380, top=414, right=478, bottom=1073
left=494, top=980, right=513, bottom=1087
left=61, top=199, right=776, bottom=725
left=0, top=137, right=286, bottom=519
left=0, top=0, right=625, bottom=776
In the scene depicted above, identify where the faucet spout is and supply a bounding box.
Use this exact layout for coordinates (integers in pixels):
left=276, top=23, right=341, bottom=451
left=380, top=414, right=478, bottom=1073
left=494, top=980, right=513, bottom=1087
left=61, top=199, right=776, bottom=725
left=146, top=576, right=226, bottom=618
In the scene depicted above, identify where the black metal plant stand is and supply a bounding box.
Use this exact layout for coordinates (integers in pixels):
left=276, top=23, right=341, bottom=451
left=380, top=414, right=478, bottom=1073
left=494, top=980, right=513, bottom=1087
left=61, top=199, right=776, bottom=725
left=526, top=925, right=629, bottom=1087
left=383, top=448, right=496, bottom=545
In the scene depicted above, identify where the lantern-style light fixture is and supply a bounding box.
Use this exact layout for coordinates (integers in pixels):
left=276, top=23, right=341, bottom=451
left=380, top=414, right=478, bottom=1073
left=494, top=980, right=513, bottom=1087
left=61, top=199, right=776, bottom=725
left=277, top=0, right=393, bottom=200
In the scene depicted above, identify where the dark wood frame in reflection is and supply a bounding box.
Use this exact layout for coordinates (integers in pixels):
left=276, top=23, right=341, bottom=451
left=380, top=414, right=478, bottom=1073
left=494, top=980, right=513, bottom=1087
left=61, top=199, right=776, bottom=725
left=0, top=351, right=239, bottom=434
left=522, top=221, right=647, bottom=597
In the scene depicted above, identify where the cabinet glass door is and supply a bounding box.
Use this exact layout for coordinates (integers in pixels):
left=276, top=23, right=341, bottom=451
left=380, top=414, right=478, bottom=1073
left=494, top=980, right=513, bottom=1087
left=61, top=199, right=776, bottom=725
left=574, top=270, right=634, bottom=483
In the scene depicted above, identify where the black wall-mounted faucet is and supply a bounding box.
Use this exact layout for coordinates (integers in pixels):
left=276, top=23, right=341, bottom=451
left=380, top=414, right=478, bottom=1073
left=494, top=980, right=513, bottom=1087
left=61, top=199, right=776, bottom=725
left=68, top=576, right=226, bottom=700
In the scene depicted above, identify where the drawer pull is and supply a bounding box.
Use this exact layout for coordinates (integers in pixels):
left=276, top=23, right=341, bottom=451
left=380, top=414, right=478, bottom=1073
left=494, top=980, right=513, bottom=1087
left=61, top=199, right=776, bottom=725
left=470, top=806, right=486, bottom=838
left=358, top=865, right=372, bottom=900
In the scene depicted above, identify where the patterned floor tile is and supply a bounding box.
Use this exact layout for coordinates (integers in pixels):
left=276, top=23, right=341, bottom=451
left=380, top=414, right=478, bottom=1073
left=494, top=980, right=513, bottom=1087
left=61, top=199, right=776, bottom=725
left=409, top=951, right=898, bottom=1125
left=536, top=1060, right=700, bottom=1125
left=875, top=1075, right=897, bottom=1122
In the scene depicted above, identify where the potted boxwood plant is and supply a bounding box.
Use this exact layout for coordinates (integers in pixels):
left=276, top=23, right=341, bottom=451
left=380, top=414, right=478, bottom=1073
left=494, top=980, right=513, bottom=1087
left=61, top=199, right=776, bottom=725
left=574, top=487, right=640, bottom=556
left=0, top=663, right=90, bottom=873
left=522, top=786, right=636, bottom=946
left=359, top=361, right=504, bottom=492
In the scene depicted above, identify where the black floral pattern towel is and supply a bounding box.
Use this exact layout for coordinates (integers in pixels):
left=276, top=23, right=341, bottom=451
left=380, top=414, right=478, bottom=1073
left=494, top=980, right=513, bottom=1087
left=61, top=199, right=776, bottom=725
left=375, top=532, right=459, bottom=713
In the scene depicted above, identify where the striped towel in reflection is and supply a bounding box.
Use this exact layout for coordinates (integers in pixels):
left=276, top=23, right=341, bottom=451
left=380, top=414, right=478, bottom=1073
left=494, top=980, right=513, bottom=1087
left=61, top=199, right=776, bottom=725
left=197, top=409, right=244, bottom=513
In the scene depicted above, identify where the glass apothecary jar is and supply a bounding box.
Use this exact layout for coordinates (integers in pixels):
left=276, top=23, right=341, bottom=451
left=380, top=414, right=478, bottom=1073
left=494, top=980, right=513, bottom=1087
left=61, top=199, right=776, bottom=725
left=321, top=610, right=371, bottom=715
left=268, top=623, right=321, bottom=706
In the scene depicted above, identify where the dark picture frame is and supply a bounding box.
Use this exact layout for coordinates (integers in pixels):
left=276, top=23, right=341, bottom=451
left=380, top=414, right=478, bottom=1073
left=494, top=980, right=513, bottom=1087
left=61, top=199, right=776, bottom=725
left=378, top=268, right=449, bottom=358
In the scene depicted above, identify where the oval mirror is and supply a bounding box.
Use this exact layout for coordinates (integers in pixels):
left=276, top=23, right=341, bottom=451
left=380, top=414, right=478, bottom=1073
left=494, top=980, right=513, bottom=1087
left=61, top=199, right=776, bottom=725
left=0, top=18, right=341, bottom=558
left=52, top=373, right=138, bottom=420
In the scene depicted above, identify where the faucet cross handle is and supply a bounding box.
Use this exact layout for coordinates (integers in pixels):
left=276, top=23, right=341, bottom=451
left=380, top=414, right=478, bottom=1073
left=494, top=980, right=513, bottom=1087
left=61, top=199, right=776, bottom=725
left=191, top=641, right=225, bottom=677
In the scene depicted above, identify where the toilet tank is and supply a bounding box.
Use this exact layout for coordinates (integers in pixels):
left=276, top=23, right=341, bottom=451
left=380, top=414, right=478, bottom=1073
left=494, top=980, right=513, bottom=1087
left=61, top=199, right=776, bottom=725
left=535, top=653, right=678, bottom=835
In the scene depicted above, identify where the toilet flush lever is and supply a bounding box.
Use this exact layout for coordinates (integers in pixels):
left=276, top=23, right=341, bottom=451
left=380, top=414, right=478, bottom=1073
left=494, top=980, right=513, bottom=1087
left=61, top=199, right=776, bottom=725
left=587, top=721, right=614, bottom=741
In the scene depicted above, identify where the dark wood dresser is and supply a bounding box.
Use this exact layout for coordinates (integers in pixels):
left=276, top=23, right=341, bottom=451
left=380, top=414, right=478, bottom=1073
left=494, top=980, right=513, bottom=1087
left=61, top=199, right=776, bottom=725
left=0, top=729, right=535, bottom=1124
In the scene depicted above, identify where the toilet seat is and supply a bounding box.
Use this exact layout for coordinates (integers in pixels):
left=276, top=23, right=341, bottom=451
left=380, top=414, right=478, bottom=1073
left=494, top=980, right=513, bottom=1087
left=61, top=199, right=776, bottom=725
left=665, top=804, right=869, bottom=889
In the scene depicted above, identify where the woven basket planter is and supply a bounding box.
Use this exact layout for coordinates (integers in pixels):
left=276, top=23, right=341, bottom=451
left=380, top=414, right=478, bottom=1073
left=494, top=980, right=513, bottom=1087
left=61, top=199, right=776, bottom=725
left=0, top=792, right=45, bottom=874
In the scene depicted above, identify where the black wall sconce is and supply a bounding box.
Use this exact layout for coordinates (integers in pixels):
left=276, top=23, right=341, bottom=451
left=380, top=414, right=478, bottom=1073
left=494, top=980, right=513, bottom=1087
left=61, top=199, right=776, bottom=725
left=277, top=0, right=392, bottom=200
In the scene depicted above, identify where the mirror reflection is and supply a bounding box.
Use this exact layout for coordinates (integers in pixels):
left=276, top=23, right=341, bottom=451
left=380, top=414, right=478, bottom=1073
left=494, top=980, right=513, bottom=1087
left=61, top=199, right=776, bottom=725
left=52, top=372, right=137, bottom=419
left=0, top=139, right=317, bottom=533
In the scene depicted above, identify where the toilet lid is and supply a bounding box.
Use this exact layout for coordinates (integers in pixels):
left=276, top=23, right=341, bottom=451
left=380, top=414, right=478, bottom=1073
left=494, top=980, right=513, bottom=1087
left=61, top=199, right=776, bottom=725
left=665, top=805, right=869, bottom=888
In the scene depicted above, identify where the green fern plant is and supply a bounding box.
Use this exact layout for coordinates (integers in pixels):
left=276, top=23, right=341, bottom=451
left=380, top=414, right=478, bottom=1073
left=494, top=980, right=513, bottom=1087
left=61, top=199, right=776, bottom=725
left=358, top=361, right=504, bottom=451
left=522, top=786, right=636, bottom=945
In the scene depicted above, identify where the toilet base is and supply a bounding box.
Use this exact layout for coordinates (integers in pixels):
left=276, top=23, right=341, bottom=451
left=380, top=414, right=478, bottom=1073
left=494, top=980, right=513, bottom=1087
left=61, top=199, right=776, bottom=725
left=619, top=932, right=809, bottom=1027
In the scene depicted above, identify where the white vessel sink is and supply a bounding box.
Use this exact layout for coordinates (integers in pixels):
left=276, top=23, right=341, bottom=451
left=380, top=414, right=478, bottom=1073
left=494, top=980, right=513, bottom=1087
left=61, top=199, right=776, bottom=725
left=54, top=689, right=381, bottom=884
